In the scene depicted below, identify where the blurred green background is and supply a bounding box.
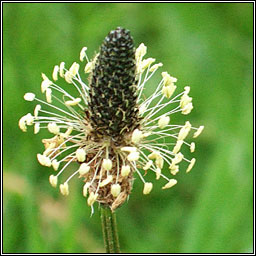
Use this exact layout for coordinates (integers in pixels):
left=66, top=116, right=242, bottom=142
left=3, top=2, right=253, bottom=253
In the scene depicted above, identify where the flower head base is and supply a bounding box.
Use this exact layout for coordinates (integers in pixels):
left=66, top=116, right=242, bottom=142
left=19, top=27, right=203, bottom=212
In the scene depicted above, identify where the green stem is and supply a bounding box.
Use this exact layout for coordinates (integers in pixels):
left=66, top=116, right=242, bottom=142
left=100, top=205, right=121, bottom=253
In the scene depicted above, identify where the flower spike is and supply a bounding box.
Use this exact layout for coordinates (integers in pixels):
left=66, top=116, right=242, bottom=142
left=18, top=27, right=203, bottom=212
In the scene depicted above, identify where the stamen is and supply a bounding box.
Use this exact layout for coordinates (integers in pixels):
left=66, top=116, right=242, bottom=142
left=60, top=182, right=69, bottom=196
left=121, top=165, right=131, bottom=177
left=34, top=104, right=41, bottom=118
left=143, top=182, right=153, bottom=194
left=131, top=129, right=143, bottom=143
left=78, top=163, right=90, bottom=176
left=172, top=140, right=184, bottom=154
left=111, top=184, right=121, bottom=197
left=170, top=165, right=179, bottom=175
left=18, top=115, right=28, bottom=132
left=143, top=160, right=153, bottom=171
left=41, top=74, right=53, bottom=93
left=65, top=98, right=82, bottom=106
left=87, top=192, right=98, bottom=206
left=37, top=153, right=51, bottom=167
left=193, top=126, right=204, bottom=138
left=24, top=92, right=35, bottom=101
left=135, top=43, right=147, bottom=61
left=181, top=102, right=193, bottom=114
left=102, top=159, right=112, bottom=171
left=161, top=72, right=177, bottom=86
left=34, top=123, right=40, bottom=134
left=162, top=179, right=177, bottom=189
left=121, top=147, right=137, bottom=153
left=84, top=62, right=93, bottom=73
left=99, top=175, right=113, bottom=187
left=52, top=65, right=59, bottom=81
left=46, top=88, right=52, bottom=103
left=158, top=115, right=170, bottom=129
left=127, top=152, right=140, bottom=161
left=59, top=62, right=65, bottom=78
left=52, top=159, right=60, bottom=171
left=49, top=175, right=58, bottom=187
left=190, top=142, right=195, bottom=152
left=83, top=182, right=90, bottom=197
left=48, top=122, right=60, bottom=134
left=162, top=84, right=176, bottom=98
left=155, top=168, right=161, bottom=180
left=186, top=158, right=196, bottom=173
left=149, top=63, right=163, bottom=72
left=76, top=148, right=86, bottom=162
left=80, top=47, right=88, bottom=62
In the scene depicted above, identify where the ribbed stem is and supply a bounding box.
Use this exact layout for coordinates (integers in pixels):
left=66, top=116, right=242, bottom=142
left=100, top=205, right=121, bottom=253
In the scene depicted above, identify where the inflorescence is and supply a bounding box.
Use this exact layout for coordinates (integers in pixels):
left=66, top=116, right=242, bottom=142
left=19, top=27, right=204, bottom=212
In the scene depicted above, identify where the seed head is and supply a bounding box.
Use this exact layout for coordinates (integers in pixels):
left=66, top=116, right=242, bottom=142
left=88, top=27, right=139, bottom=140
